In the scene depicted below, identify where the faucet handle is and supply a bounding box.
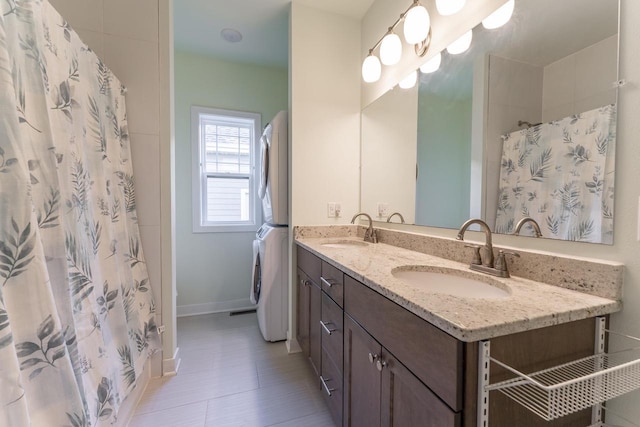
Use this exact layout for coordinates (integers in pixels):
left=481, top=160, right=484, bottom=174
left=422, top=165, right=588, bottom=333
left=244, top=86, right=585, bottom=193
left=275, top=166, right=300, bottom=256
left=495, top=250, right=520, bottom=274
left=464, top=244, right=482, bottom=265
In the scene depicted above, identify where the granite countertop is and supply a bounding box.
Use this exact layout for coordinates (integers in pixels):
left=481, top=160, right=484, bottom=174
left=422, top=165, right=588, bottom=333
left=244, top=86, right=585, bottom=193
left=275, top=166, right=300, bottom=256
left=295, top=236, right=621, bottom=342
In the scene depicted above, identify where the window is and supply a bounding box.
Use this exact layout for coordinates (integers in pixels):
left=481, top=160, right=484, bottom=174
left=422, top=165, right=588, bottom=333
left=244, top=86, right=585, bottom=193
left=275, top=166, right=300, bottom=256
left=192, top=107, right=261, bottom=232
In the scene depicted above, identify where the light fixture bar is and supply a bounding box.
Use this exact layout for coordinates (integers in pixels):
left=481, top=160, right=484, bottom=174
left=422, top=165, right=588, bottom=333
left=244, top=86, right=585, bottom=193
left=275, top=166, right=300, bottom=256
left=367, top=0, right=423, bottom=56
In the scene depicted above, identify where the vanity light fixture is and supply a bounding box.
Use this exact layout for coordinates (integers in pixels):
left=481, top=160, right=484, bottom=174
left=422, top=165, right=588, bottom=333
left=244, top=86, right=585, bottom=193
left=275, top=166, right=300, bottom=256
left=419, top=52, right=441, bottom=73
left=361, top=0, right=432, bottom=83
left=446, top=29, right=472, bottom=54
left=482, top=0, right=515, bottom=29
left=435, top=0, right=466, bottom=16
left=399, top=70, right=418, bottom=89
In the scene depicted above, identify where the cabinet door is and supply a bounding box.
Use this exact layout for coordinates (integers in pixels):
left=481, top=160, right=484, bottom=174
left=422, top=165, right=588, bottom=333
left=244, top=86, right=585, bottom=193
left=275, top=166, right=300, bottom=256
left=344, top=315, right=381, bottom=427
left=381, top=349, right=460, bottom=427
left=296, top=269, right=310, bottom=356
left=309, top=280, right=322, bottom=376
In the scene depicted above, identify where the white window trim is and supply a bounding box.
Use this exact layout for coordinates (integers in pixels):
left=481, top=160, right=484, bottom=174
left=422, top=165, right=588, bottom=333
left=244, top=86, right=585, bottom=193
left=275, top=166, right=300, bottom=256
left=191, top=106, right=262, bottom=233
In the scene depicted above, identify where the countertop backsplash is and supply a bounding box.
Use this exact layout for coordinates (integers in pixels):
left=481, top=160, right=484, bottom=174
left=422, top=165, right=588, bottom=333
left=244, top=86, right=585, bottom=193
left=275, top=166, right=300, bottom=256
left=294, top=225, right=623, bottom=300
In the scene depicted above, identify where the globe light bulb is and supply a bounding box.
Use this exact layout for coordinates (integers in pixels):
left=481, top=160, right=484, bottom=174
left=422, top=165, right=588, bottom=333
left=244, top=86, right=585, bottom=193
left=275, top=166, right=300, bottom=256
left=380, top=33, right=402, bottom=65
left=399, top=70, right=417, bottom=89
left=403, top=5, right=431, bottom=45
left=482, top=0, right=515, bottom=30
left=362, top=54, right=382, bottom=83
left=446, top=30, right=472, bottom=54
left=419, top=52, right=441, bottom=74
left=436, top=0, right=466, bottom=16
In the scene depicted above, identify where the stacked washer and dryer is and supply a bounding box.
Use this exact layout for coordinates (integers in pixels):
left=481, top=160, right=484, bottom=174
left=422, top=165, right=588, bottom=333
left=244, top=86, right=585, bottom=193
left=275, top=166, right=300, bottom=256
left=251, top=111, right=289, bottom=342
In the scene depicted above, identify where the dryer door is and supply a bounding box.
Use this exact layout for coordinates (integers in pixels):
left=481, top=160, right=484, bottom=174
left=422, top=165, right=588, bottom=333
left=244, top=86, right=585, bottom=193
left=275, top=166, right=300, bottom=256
left=250, top=239, right=261, bottom=305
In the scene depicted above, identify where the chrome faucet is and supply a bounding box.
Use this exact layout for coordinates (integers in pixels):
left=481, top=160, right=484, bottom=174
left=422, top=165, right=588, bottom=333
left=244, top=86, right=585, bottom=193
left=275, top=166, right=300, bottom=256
left=386, top=212, right=405, bottom=224
left=514, top=217, right=542, bottom=237
left=457, top=218, right=519, bottom=278
left=351, top=213, right=378, bottom=243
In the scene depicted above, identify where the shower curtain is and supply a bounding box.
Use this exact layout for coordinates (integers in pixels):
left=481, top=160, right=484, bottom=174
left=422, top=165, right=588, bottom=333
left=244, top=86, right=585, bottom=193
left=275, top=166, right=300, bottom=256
left=495, top=104, right=616, bottom=244
left=0, top=1, right=159, bottom=426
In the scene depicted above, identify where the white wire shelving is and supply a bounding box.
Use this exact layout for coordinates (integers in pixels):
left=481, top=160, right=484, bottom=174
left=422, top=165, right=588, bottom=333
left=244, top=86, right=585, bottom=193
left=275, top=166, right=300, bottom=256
left=478, top=318, right=640, bottom=426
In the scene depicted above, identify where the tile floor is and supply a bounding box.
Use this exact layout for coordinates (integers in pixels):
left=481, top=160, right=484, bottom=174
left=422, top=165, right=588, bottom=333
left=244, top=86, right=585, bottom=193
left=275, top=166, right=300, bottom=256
left=130, top=312, right=335, bottom=427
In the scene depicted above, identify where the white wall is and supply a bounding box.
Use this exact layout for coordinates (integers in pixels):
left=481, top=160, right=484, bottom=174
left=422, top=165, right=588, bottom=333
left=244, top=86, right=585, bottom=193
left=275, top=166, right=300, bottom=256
left=542, top=35, right=618, bottom=122
left=289, top=3, right=361, bottom=347
left=290, top=4, right=362, bottom=226
left=361, top=86, right=418, bottom=223
left=174, top=51, right=287, bottom=315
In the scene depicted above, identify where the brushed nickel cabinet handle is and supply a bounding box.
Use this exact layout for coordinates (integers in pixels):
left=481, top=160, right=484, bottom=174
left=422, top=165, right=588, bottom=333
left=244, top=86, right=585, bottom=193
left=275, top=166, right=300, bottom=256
left=320, top=375, right=335, bottom=396
left=320, top=320, right=336, bottom=335
left=376, top=359, right=387, bottom=372
left=320, top=276, right=337, bottom=288
left=368, top=352, right=379, bottom=364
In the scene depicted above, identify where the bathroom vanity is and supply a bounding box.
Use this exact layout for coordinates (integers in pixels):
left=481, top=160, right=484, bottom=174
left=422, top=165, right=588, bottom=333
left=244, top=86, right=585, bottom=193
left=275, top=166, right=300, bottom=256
left=294, top=227, right=627, bottom=427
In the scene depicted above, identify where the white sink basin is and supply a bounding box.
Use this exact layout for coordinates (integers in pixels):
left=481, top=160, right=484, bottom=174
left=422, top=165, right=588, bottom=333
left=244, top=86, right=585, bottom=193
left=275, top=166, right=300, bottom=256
left=321, top=240, right=369, bottom=249
left=392, top=267, right=510, bottom=299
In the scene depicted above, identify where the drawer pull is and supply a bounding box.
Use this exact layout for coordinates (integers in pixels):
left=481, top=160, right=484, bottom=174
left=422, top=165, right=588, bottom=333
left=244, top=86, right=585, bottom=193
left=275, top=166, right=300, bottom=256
left=368, top=352, right=379, bottom=364
left=376, top=359, right=387, bottom=372
left=320, top=320, right=336, bottom=335
left=320, top=375, right=335, bottom=396
left=320, top=277, right=337, bottom=288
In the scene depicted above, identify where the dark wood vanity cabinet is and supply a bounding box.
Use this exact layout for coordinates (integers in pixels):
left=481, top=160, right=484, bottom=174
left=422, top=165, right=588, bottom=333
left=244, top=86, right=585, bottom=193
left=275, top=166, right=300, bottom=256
left=344, top=315, right=459, bottom=427
left=296, top=246, right=322, bottom=377
left=296, top=245, right=597, bottom=427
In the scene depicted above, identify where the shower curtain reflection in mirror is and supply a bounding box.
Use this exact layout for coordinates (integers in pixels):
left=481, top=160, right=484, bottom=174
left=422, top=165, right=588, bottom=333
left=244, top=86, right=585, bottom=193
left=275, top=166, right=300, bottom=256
left=0, top=1, right=159, bottom=425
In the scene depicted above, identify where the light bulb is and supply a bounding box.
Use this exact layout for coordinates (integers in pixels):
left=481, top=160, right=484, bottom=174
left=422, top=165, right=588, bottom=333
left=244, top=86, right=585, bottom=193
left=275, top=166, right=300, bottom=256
left=419, top=52, right=441, bottom=73
left=362, top=54, right=382, bottom=83
left=435, top=0, right=465, bottom=16
left=403, top=5, right=430, bottom=45
left=380, top=33, right=402, bottom=66
left=399, top=70, right=417, bottom=89
left=482, top=0, right=515, bottom=29
left=446, top=30, right=472, bottom=54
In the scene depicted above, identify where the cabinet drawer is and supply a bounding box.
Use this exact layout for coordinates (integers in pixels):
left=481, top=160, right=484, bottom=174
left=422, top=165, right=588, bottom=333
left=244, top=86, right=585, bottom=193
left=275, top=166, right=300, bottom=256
left=321, top=347, right=343, bottom=427
left=297, top=245, right=321, bottom=283
left=321, top=292, right=343, bottom=370
left=344, top=275, right=464, bottom=411
left=321, top=261, right=344, bottom=307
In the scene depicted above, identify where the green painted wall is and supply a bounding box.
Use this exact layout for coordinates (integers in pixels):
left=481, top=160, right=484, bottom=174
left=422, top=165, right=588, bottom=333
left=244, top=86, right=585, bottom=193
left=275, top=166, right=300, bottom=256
left=174, top=50, right=287, bottom=313
left=416, top=91, right=472, bottom=229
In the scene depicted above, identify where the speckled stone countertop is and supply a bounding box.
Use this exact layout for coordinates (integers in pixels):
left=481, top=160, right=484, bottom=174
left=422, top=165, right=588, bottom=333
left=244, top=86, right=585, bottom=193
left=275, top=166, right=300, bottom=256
left=295, top=235, right=621, bottom=342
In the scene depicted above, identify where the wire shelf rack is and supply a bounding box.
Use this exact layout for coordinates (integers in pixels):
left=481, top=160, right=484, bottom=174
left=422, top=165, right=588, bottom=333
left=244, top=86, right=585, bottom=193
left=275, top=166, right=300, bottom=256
left=486, top=331, right=640, bottom=422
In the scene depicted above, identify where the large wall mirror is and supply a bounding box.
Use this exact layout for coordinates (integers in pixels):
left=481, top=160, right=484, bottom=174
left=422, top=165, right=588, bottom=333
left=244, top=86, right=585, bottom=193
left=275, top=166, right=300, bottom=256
left=361, top=0, right=619, bottom=244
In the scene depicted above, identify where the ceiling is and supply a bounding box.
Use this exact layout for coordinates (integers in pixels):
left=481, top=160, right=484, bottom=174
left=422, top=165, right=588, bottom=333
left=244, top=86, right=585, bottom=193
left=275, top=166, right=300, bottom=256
left=173, top=0, right=375, bottom=68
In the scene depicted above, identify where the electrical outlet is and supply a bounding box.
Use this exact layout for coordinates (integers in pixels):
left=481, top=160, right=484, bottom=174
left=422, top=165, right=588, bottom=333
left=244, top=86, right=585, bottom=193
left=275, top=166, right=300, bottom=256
left=327, top=202, right=336, bottom=218
left=334, top=203, right=342, bottom=218
left=377, top=203, right=389, bottom=218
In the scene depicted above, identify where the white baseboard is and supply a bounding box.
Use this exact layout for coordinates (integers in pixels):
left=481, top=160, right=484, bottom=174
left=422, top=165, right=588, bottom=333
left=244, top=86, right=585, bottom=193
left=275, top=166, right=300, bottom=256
left=286, top=338, right=302, bottom=354
left=177, top=298, right=257, bottom=317
left=162, top=347, right=181, bottom=376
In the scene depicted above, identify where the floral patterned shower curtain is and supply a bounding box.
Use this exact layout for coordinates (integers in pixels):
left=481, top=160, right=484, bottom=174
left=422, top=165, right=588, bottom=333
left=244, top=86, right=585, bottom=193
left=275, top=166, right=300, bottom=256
left=0, top=1, right=159, bottom=425
left=495, top=104, right=616, bottom=244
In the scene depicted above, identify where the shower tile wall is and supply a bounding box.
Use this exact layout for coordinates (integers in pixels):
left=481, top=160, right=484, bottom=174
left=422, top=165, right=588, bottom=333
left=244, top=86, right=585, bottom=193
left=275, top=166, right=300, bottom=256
left=542, top=35, right=618, bottom=122
left=48, top=0, right=165, bottom=376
